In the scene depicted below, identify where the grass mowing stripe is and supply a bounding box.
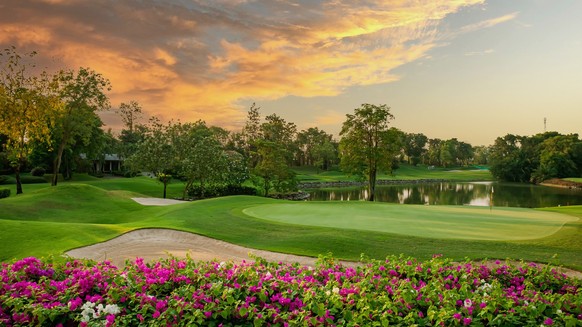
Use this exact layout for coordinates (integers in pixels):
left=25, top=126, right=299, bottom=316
left=242, top=202, right=577, bottom=241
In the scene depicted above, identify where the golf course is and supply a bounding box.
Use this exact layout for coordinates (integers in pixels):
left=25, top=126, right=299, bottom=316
left=1, top=174, right=581, bottom=271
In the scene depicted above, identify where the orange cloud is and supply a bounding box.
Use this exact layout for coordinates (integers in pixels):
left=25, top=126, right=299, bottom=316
left=1, top=0, right=495, bottom=131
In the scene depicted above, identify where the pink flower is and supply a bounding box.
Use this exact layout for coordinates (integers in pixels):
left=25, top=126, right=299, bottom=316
left=106, top=314, right=116, bottom=327
left=204, top=311, right=212, bottom=318
left=544, top=318, right=553, bottom=325
left=453, top=313, right=462, bottom=320
left=152, top=311, right=160, bottom=319
left=463, top=317, right=472, bottom=325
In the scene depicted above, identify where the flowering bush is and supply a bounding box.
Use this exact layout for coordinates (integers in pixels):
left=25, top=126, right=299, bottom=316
left=0, top=255, right=580, bottom=326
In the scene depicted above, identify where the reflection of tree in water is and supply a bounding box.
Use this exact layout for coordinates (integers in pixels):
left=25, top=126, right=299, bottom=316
left=308, top=182, right=582, bottom=207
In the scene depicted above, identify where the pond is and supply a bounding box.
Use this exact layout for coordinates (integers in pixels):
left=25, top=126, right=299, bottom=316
left=307, top=182, right=582, bottom=208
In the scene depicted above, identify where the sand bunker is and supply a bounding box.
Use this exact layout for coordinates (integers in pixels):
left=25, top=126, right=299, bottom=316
left=65, top=228, right=319, bottom=268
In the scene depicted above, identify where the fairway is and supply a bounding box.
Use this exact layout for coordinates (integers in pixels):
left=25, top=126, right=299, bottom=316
left=243, top=202, right=578, bottom=241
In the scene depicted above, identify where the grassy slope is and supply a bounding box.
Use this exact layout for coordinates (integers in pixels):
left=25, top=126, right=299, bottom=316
left=565, top=177, right=582, bottom=183
left=1, top=180, right=581, bottom=270
left=294, top=164, right=493, bottom=182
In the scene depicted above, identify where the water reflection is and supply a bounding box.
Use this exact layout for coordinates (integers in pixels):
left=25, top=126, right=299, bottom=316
left=307, top=182, right=582, bottom=208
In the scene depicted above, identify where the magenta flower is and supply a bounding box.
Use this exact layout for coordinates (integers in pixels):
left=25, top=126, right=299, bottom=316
left=453, top=313, right=462, bottom=320
left=544, top=318, right=553, bottom=325
left=463, top=317, right=472, bottom=325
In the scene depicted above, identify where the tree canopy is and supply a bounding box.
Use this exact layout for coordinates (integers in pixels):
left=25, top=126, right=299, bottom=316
left=339, top=103, right=400, bottom=201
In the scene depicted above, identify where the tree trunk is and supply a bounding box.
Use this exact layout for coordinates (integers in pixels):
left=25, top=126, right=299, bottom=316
left=52, top=142, right=66, bottom=186
left=14, top=164, right=23, bottom=195
left=163, top=180, right=168, bottom=199
left=368, top=168, right=376, bottom=201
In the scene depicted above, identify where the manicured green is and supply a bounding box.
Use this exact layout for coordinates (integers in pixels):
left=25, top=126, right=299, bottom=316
left=565, top=177, right=582, bottom=183
left=294, top=164, right=493, bottom=182
left=1, top=179, right=581, bottom=271
left=242, top=202, right=577, bottom=241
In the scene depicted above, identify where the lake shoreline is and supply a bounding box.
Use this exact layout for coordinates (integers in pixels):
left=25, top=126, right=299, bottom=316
left=298, top=178, right=456, bottom=189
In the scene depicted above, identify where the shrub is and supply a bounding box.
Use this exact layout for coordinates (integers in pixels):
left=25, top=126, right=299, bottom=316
left=0, top=255, right=580, bottom=326
left=20, top=175, right=48, bottom=184
left=0, top=175, right=15, bottom=185
left=30, top=166, right=46, bottom=177
left=188, top=184, right=257, bottom=199
left=0, top=188, right=10, bottom=198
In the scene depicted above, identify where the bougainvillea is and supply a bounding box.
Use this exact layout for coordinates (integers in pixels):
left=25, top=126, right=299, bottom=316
left=0, top=255, right=580, bottom=326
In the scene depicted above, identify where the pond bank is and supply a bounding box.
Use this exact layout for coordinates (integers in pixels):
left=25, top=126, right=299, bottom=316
left=298, top=179, right=453, bottom=189
left=540, top=178, right=582, bottom=190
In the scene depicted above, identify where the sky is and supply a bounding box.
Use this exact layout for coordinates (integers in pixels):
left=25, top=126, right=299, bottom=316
left=1, top=0, right=581, bottom=146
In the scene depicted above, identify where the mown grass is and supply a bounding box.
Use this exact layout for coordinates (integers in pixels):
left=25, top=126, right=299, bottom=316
left=565, top=177, right=582, bottom=183
left=1, top=178, right=581, bottom=270
left=294, top=164, right=492, bottom=182
left=242, top=202, right=576, bottom=240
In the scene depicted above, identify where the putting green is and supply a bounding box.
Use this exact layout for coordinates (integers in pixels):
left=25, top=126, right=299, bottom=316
left=243, top=202, right=578, bottom=241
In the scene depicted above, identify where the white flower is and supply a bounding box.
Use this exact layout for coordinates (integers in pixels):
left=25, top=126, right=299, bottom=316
left=556, top=309, right=563, bottom=314
left=332, top=287, right=340, bottom=294
left=325, top=290, right=331, bottom=296
left=464, top=299, right=472, bottom=308
left=104, top=304, right=120, bottom=315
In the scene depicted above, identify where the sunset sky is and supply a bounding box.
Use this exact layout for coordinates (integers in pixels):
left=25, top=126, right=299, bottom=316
left=1, top=0, right=580, bottom=145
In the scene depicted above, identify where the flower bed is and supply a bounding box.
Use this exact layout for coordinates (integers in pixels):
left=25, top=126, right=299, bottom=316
left=1, top=255, right=580, bottom=326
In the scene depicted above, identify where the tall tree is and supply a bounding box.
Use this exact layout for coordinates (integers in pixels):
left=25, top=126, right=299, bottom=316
left=0, top=47, right=52, bottom=194
left=253, top=140, right=295, bottom=197
left=116, top=100, right=142, bottom=133
left=241, top=103, right=262, bottom=167
left=261, top=113, right=297, bottom=165
left=125, top=118, right=175, bottom=198
left=403, top=132, right=428, bottom=166
left=339, top=103, right=398, bottom=201
left=49, top=67, right=111, bottom=186
left=171, top=121, right=226, bottom=199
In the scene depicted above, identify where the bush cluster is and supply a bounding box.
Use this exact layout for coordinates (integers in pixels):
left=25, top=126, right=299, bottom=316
left=0, top=255, right=580, bottom=326
left=30, top=167, right=46, bottom=177
left=0, top=175, right=13, bottom=185
left=188, top=184, right=257, bottom=199
left=0, top=188, right=10, bottom=199
left=20, top=175, right=48, bottom=184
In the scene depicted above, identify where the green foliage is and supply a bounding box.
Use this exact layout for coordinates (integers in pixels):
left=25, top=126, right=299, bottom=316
left=20, top=175, right=48, bottom=184
left=30, top=166, right=45, bottom=176
left=253, top=140, right=296, bottom=196
left=339, top=103, right=401, bottom=201
left=0, top=188, right=9, bottom=198
left=0, top=175, right=14, bottom=184
left=490, top=132, right=582, bottom=183
left=187, top=184, right=257, bottom=199
left=48, top=66, right=111, bottom=186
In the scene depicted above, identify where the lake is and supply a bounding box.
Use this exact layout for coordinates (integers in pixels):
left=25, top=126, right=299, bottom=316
left=307, top=182, right=582, bottom=208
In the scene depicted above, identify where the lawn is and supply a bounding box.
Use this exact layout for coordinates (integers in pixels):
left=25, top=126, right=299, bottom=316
left=1, top=178, right=581, bottom=270
left=242, top=202, right=577, bottom=240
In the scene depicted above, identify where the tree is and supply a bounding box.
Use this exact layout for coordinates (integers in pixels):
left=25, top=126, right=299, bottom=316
left=116, top=100, right=142, bottom=133
left=532, top=134, right=582, bottom=182
left=171, top=121, right=226, bottom=199
left=296, top=127, right=335, bottom=167
left=49, top=67, right=111, bottom=186
left=0, top=47, right=52, bottom=194
left=339, top=103, right=398, bottom=201
left=253, top=140, right=296, bottom=197
left=241, top=103, right=262, bottom=167
left=403, top=133, right=428, bottom=166
left=261, top=113, right=297, bottom=165
left=125, top=118, right=175, bottom=198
